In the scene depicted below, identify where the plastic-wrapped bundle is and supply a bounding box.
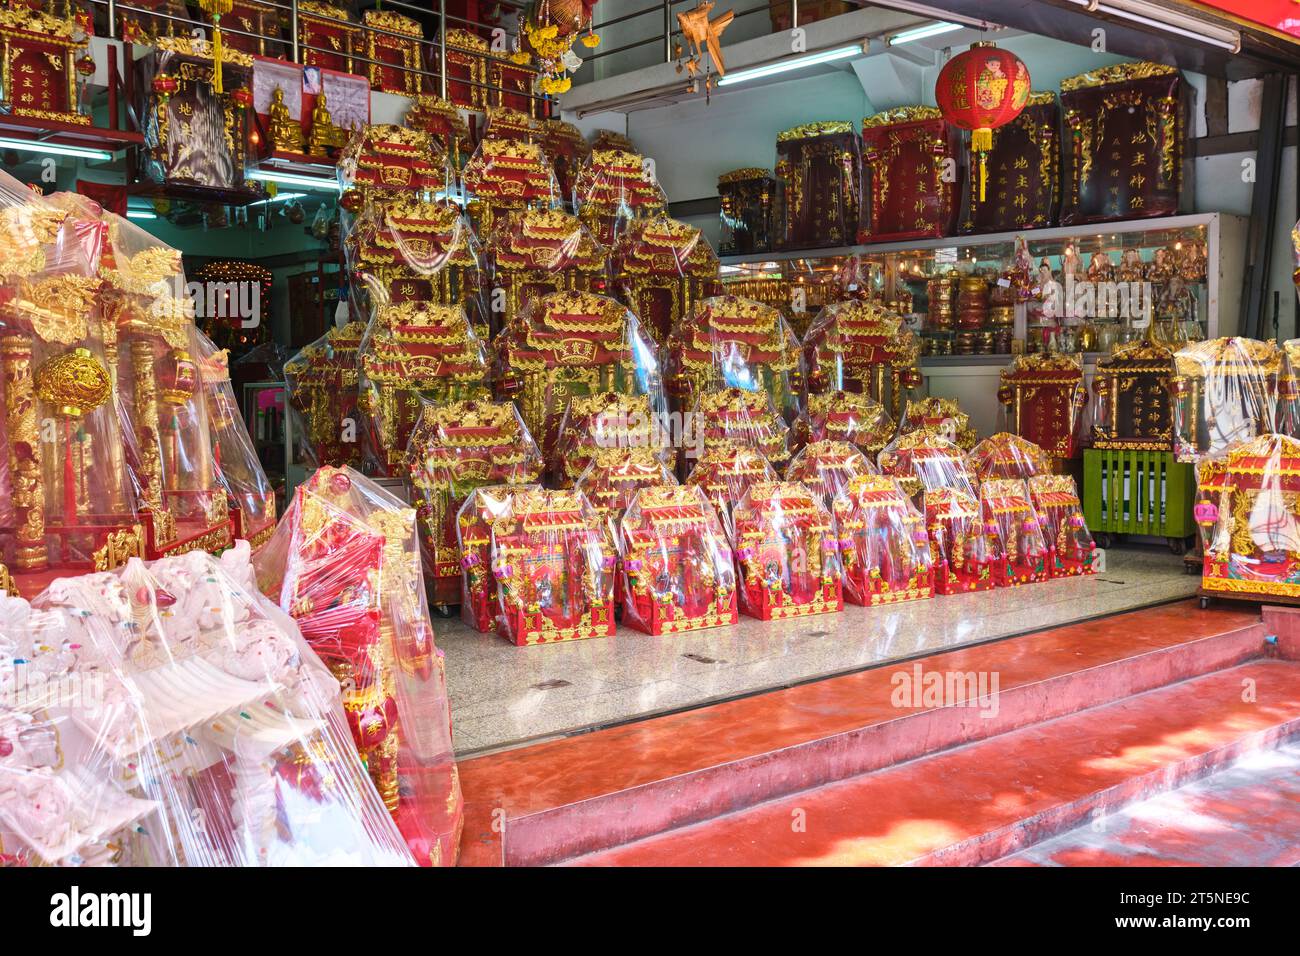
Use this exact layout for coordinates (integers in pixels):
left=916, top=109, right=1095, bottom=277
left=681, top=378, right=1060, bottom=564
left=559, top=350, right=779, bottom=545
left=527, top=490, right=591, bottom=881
left=406, top=399, right=544, bottom=606
left=1172, top=337, right=1287, bottom=463
left=609, top=215, right=720, bottom=346
left=925, top=486, right=997, bottom=594
left=542, top=119, right=592, bottom=204
left=833, top=474, right=934, bottom=606
left=494, top=290, right=666, bottom=458
left=461, top=137, right=558, bottom=235
left=1195, top=433, right=1300, bottom=601
left=967, top=432, right=1052, bottom=483
left=804, top=390, right=896, bottom=461
left=685, top=440, right=780, bottom=523
left=456, top=483, right=541, bottom=632
left=730, top=481, right=843, bottom=621
left=696, top=386, right=793, bottom=470
left=255, top=466, right=462, bottom=866
left=1028, top=474, right=1097, bottom=577
left=284, top=320, right=367, bottom=469
left=490, top=488, right=616, bottom=646
left=996, top=352, right=1089, bottom=461
left=193, top=329, right=277, bottom=548
left=801, top=299, right=922, bottom=419
left=667, top=295, right=803, bottom=421
left=0, top=543, right=413, bottom=866
left=573, top=147, right=668, bottom=247
left=575, top=447, right=679, bottom=538
left=618, top=484, right=737, bottom=635
left=981, top=478, right=1051, bottom=586
left=786, top=439, right=878, bottom=508
left=484, top=207, right=605, bottom=332
left=899, top=396, right=978, bottom=451
left=553, top=392, right=671, bottom=487
left=879, top=431, right=977, bottom=500
left=339, top=124, right=448, bottom=201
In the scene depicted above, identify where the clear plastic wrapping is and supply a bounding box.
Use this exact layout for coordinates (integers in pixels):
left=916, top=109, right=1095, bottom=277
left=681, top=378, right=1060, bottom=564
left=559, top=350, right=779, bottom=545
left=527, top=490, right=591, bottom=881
left=339, top=124, right=448, bottom=202
left=609, top=215, right=720, bottom=347
left=924, top=485, right=996, bottom=594
left=283, top=320, right=367, bottom=470
left=406, top=399, right=544, bottom=606
left=1195, top=433, right=1300, bottom=598
left=0, top=543, right=413, bottom=866
left=879, top=431, right=977, bottom=501
left=899, top=396, right=978, bottom=451
left=573, top=148, right=668, bottom=247
left=461, top=138, right=559, bottom=234
left=785, top=439, right=878, bottom=507
left=552, top=392, right=671, bottom=487
left=697, top=386, right=793, bottom=470
left=493, top=290, right=666, bottom=459
left=996, top=352, right=1089, bottom=460
left=1173, top=337, right=1287, bottom=463
left=980, top=478, right=1051, bottom=587
left=1028, top=474, right=1098, bottom=577
left=730, top=481, right=843, bottom=621
left=685, top=440, right=780, bottom=523
left=254, top=466, right=462, bottom=865
left=801, top=299, right=922, bottom=419
left=489, top=488, right=616, bottom=646
left=804, top=390, right=896, bottom=461
left=484, top=207, right=605, bottom=332
left=575, top=447, right=679, bottom=539
left=833, top=474, right=934, bottom=606
left=455, top=483, right=541, bottom=633
left=967, top=432, right=1052, bottom=483
left=667, top=295, right=803, bottom=421
left=617, top=484, right=737, bottom=635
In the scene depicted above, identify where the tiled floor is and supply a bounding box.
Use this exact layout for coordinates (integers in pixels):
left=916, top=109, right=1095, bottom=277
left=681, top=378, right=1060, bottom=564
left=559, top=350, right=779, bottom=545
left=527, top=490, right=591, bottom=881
left=441, top=546, right=1200, bottom=754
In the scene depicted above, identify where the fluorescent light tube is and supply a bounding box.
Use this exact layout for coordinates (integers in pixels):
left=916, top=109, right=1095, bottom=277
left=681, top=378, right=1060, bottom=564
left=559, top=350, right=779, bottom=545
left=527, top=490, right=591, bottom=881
left=246, top=169, right=342, bottom=192
left=126, top=210, right=157, bottom=220
left=248, top=191, right=307, bottom=208
left=1065, top=0, right=1240, bottom=52
left=0, top=137, right=113, bottom=161
left=716, top=44, right=865, bottom=87
left=888, top=21, right=963, bottom=45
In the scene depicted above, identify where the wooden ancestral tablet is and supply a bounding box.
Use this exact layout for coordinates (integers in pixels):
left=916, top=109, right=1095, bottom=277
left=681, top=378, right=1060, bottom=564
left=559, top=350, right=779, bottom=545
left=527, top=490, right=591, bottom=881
left=1092, top=337, right=1177, bottom=450
left=961, top=92, right=1060, bottom=234
left=490, top=488, right=617, bottom=646
left=996, top=352, right=1087, bottom=461
left=731, top=481, right=843, bottom=621
left=0, top=6, right=87, bottom=125
left=619, top=484, right=738, bottom=636
left=834, top=474, right=934, bottom=607
left=718, top=167, right=776, bottom=256
left=775, top=121, right=861, bottom=251
left=1196, top=433, right=1300, bottom=602
left=1060, top=62, right=1192, bottom=226
left=860, top=107, right=962, bottom=243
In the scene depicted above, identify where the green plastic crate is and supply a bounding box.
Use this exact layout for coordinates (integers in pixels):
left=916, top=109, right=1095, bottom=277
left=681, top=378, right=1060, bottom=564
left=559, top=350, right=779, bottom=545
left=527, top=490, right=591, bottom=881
left=1083, top=449, right=1195, bottom=540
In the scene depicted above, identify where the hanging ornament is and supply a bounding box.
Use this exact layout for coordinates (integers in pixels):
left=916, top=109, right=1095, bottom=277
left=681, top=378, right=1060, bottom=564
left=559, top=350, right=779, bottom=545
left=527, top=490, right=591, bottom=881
left=199, top=0, right=234, bottom=93
left=935, top=41, right=1030, bottom=203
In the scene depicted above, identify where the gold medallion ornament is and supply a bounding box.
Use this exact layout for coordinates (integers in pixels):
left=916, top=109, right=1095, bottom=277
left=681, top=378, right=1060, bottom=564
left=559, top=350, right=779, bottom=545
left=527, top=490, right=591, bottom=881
left=33, top=347, right=111, bottom=418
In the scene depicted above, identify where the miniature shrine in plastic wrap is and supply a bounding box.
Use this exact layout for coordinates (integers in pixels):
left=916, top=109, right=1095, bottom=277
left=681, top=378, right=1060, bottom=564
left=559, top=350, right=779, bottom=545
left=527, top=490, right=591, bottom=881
left=801, top=300, right=922, bottom=419
left=804, top=390, right=897, bottom=461
left=573, top=148, right=667, bottom=248
left=610, top=215, right=720, bottom=347
left=489, top=488, right=617, bottom=646
left=618, top=484, right=738, bottom=636
left=786, top=439, right=878, bottom=507
left=730, top=481, right=843, bottom=621
left=981, top=478, right=1052, bottom=586
left=834, top=474, right=934, bottom=607
left=685, top=440, right=780, bottom=521
left=696, top=386, right=793, bottom=471
left=553, top=392, right=668, bottom=486
left=899, top=396, right=979, bottom=451
left=1029, top=474, right=1098, bottom=577
left=879, top=430, right=975, bottom=500
left=1172, top=337, right=1287, bottom=463
left=484, top=207, right=605, bottom=330
left=406, top=400, right=544, bottom=606
left=967, top=432, right=1052, bottom=482
left=456, top=484, right=541, bottom=633
left=284, top=320, right=367, bottom=469
left=926, top=485, right=997, bottom=595
left=996, top=352, right=1088, bottom=462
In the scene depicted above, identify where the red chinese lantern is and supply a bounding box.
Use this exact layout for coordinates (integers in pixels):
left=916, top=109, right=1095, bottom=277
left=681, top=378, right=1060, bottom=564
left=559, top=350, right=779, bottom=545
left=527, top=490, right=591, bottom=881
left=935, top=41, right=1031, bottom=203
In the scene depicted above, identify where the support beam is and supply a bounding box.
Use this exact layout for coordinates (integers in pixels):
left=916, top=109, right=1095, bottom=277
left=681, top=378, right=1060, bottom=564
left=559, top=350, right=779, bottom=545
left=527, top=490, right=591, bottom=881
left=1239, top=72, right=1288, bottom=340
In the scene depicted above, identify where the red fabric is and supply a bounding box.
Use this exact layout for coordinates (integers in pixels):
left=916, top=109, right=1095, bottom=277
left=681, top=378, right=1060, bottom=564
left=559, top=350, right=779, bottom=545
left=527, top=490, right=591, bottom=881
left=77, top=179, right=126, bottom=217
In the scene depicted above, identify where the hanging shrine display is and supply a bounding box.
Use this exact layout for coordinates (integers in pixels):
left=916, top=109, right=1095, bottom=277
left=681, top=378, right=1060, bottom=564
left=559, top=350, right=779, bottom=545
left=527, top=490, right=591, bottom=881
left=801, top=299, right=922, bottom=419
left=718, top=167, right=776, bottom=256
left=1091, top=336, right=1177, bottom=449
left=859, top=107, right=962, bottom=243
left=996, top=351, right=1088, bottom=462
left=730, top=481, right=843, bottom=621
left=618, top=484, right=738, bottom=636
left=774, top=121, right=861, bottom=250
left=255, top=467, right=463, bottom=866
left=1028, top=474, right=1097, bottom=577
left=1171, top=337, right=1286, bottom=463
left=834, top=474, right=934, bottom=607
left=1059, top=62, right=1192, bottom=226
left=981, top=478, right=1051, bottom=586
left=456, top=483, right=542, bottom=632
left=960, top=92, right=1059, bottom=234
left=610, top=215, right=720, bottom=347
left=489, top=488, right=617, bottom=646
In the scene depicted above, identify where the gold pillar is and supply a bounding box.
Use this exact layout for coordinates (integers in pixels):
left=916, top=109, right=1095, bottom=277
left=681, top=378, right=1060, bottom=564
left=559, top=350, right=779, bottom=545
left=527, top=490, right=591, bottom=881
left=129, top=337, right=165, bottom=514
left=1, top=332, right=46, bottom=570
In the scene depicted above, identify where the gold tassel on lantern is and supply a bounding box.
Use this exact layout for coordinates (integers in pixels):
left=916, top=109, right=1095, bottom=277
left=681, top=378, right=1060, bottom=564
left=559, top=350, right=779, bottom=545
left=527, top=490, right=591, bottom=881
left=972, top=127, right=992, bottom=202
left=201, top=0, right=233, bottom=93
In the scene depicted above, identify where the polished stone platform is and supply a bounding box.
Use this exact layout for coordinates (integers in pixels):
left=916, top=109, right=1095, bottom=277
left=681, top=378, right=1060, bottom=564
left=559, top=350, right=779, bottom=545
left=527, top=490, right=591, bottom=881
left=440, top=546, right=1198, bottom=754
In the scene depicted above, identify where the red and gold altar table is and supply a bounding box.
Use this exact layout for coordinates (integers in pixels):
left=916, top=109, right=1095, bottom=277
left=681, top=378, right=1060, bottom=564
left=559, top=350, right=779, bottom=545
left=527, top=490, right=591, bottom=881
left=574, top=147, right=667, bottom=248
left=484, top=207, right=604, bottom=331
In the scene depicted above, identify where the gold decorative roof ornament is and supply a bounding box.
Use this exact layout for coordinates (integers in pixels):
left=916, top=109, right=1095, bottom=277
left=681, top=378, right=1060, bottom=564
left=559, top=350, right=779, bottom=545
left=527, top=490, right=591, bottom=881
left=1060, top=61, right=1178, bottom=92
left=777, top=121, right=854, bottom=142
left=718, top=167, right=772, bottom=184
left=861, top=106, right=944, bottom=129
left=154, top=34, right=256, bottom=67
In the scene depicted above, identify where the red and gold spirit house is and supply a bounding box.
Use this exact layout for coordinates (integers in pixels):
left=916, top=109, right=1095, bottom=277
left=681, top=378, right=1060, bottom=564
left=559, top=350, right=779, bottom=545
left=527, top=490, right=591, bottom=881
left=1029, top=473, right=1098, bottom=578
left=490, top=488, right=617, bottom=646
left=834, top=474, right=935, bottom=607
left=730, top=481, right=843, bottom=621
left=456, top=483, right=542, bottom=633
left=926, top=486, right=997, bottom=595
left=618, top=485, right=738, bottom=636
left=996, top=352, right=1088, bottom=464
left=981, top=478, right=1052, bottom=586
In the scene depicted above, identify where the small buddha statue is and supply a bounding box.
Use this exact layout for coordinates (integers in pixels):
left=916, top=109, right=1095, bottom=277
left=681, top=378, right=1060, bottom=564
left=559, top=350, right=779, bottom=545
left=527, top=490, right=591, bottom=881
left=268, top=87, right=302, bottom=153
left=307, top=91, right=341, bottom=156
left=1087, top=251, right=1114, bottom=283
left=1117, top=248, right=1145, bottom=283
left=1146, top=246, right=1175, bottom=283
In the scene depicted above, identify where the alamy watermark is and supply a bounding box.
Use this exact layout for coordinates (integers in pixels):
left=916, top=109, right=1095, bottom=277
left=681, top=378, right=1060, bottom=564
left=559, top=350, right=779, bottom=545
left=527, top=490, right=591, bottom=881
left=890, top=663, right=1001, bottom=719
left=591, top=409, right=706, bottom=460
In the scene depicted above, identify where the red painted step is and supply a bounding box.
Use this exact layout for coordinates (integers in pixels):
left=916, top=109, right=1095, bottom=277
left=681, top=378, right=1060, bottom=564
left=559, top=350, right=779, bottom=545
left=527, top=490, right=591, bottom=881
left=458, top=601, right=1266, bottom=866
left=567, top=660, right=1300, bottom=866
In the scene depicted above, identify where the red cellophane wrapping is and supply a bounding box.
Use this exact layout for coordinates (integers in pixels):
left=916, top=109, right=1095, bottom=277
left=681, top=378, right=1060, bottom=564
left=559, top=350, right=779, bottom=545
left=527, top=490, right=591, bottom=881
left=803, top=390, right=897, bottom=462
left=406, top=398, right=544, bottom=605
left=967, top=432, right=1052, bottom=482
left=833, top=474, right=934, bottom=606
left=617, top=484, right=738, bottom=636
left=785, top=439, right=878, bottom=507
left=730, top=480, right=843, bottom=621
left=981, top=478, right=1051, bottom=586
left=455, top=483, right=541, bottom=632
left=0, top=542, right=413, bottom=866
left=489, top=488, right=617, bottom=646
left=552, top=391, right=672, bottom=487
left=255, top=466, right=463, bottom=866
left=685, top=439, right=780, bottom=523
left=1028, top=473, right=1098, bottom=577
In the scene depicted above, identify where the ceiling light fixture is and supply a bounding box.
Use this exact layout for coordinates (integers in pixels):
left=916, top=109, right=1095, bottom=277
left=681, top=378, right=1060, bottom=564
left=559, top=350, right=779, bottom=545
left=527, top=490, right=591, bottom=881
left=716, top=43, right=868, bottom=87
